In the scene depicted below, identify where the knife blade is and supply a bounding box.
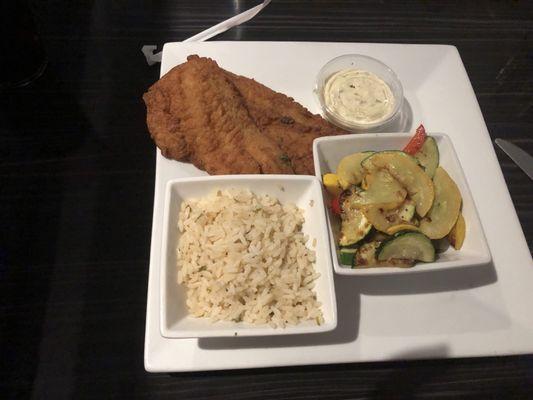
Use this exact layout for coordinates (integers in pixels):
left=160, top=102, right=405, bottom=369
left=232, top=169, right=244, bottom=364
left=495, top=139, right=533, bottom=180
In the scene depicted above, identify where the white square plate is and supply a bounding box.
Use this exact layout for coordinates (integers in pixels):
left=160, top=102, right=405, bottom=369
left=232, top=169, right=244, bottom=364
left=160, top=175, right=337, bottom=338
left=313, top=133, right=491, bottom=275
left=145, top=42, right=533, bottom=372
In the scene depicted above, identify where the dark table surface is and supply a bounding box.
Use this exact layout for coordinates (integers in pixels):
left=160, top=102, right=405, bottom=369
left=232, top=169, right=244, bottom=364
left=2, top=0, right=532, bottom=398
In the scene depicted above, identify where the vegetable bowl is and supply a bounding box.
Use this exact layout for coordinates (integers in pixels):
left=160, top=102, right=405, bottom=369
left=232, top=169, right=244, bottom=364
left=313, top=129, right=491, bottom=275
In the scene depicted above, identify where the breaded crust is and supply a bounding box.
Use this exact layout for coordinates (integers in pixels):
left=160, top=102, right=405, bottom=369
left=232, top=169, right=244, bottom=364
left=143, top=55, right=346, bottom=175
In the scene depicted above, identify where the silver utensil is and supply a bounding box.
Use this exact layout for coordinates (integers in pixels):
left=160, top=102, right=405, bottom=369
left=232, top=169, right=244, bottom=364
left=495, top=138, right=533, bottom=180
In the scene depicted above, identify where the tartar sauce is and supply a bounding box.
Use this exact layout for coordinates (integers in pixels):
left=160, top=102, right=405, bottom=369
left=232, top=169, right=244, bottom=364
left=324, top=69, right=395, bottom=125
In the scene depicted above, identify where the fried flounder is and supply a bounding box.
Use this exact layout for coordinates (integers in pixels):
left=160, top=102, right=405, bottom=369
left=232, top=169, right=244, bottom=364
left=143, top=55, right=345, bottom=175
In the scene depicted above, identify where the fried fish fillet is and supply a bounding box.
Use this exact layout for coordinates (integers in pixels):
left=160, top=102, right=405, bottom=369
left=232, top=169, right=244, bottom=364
left=143, top=55, right=346, bottom=175
left=224, top=70, right=346, bottom=174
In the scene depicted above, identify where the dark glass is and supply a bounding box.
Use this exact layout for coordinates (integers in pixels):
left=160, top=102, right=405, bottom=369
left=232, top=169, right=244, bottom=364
left=0, top=0, right=47, bottom=88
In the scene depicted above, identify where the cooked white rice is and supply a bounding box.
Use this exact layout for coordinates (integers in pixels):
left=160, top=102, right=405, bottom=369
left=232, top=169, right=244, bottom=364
left=176, top=188, right=323, bottom=328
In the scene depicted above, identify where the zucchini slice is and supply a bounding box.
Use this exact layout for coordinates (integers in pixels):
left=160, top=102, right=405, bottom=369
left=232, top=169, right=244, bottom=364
left=433, top=238, right=451, bottom=253
left=362, top=151, right=435, bottom=217
left=340, top=186, right=366, bottom=209
left=414, top=136, right=439, bottom=178
left=354, top=241, right=414, bottom=268
left=354, top=242, right=381, bottom=267
left=377, top=231, right=436, bottom=263
left=339, top=248, right=358, bottom=266
left=419, top=167, right=462, bottom=239
left=336, top=151, right=374, bottom=189
left=361, top=150, right=419, bottom=171
left=365, top=229, right=391, bottom=243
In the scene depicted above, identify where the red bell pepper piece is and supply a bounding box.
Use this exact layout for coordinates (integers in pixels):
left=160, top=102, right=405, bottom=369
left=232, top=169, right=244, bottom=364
left=403, top=124, right=427, bottom=155
left=330, top=196, right=342, bottom=215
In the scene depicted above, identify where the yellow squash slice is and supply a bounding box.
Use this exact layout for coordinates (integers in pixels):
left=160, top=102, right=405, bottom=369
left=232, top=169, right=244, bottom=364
left=448, top=212, right=466, bottom=250
left=362, top=151, right=435, bottom=217
left=363, top=169, right=407, bottom=209
left=386, top=224, right=421, bottom=235
left=419, top=167, right=462, bottom=239
left=336, top=151, right=374, bottom=189
left=322, top=173, right=343, bottom=197
left=363, top=199, right=416, bottom=233
left=341, top=169, right=407, bottom=211
left=414, top=136, right=439, bottom=178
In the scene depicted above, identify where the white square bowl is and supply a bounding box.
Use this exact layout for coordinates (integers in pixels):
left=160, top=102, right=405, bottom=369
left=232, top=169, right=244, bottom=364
left=160, top=175, right=337, bottom=338
left=313, top=132, right=492, bottom=276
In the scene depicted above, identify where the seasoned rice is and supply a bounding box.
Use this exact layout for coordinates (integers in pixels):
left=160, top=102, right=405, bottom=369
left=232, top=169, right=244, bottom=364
left=176, top=188, right=323, bottom=328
